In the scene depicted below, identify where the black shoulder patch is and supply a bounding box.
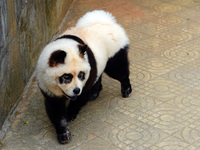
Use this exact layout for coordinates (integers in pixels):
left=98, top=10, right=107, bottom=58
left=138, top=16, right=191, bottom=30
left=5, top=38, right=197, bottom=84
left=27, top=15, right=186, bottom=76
left=49, top=50, right=66, bottom=67
left=56, top=35, right=85, bottom=45
left=82, top=47, right=97, bottom=92
left=56, top=34, right=89, bottom=58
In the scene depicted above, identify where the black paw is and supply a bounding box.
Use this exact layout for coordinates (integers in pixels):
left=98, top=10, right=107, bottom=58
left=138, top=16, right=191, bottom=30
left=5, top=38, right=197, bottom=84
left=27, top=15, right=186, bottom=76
left=67, top=113, right=77, bottom=122
left=90, top=93, right=99, bottom=101
left=122, top=86, right=132, bottom=98
left=90, top=83, right=102, bottom=101
left=57, top=129, right=71, bottom=144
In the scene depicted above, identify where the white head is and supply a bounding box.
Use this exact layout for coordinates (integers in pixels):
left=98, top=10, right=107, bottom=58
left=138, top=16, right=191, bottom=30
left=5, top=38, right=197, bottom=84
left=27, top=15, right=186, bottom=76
left=36, top=38, right=91, bottom=100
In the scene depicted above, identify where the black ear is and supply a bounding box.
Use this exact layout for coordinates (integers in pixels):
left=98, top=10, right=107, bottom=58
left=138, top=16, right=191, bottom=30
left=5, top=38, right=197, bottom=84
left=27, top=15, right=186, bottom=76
left=49, top=50, right=66, bottom=67
left=78, top=44, right=88, bottom=56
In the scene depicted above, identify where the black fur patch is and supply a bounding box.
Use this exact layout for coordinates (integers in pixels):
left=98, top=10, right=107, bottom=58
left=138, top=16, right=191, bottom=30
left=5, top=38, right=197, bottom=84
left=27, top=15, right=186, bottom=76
left=56, top=34, right=97, bottom=92
left=56, top=35, right=85, bottom=45
left=49, top=50, right=66, bottom=67
left=104, top=45, right=132, bottom=97
left=105, top=45, right=130, bottom=81
left=83, top=46, right=97, bottom=92
left=56, top=35, right=91, bottom=59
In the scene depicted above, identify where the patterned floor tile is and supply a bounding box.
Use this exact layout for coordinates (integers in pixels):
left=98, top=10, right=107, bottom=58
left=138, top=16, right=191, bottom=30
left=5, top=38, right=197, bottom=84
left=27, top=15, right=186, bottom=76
left=134, top=58, right=182, bottom=76
left=176, top=7, right=200, bottom=23
left=181, top=21, right=200, bottom=36
left=130, top=65, right=158, bottom=86
left=150, top=136, right=192, bottom=150
left=166, top=67, right=200, bottom=88
left=153, top=3, right=184, bottom=14
left=133, top=0, right=162, bottom=7
left=154, top=15, right=187, bottom=27
left=134, top=22, right=169, bottom=36
left=163, top=0, right=200, bottom=8
left=108, top=120, right=168, bottom=149
left=138, top=103, right=188, bottom=134
left=133, top=37, right=176, bottom=55
left=163, top=45, right=200, bottom=64
left=157, top=28, right=194, bottom=45
left=77, top=138, right=120, bottom=150
left=134, top=77, right=189, bottom=99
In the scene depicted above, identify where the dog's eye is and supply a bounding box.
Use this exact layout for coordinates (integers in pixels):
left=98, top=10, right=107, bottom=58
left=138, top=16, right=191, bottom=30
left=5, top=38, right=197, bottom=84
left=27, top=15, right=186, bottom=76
left=59, top=73, right=73, bottom=84
left=78, top=71, right=85, bottom=81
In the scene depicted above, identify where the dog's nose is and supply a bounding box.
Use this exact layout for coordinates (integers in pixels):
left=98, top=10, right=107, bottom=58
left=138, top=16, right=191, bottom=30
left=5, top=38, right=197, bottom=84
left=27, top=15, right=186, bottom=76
left=73, top=88, right=80, bottom=95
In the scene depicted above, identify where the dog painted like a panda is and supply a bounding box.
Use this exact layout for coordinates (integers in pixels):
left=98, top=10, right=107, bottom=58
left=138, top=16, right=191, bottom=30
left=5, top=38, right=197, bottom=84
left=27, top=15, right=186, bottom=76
left=36, top=10, right=132, bottom=144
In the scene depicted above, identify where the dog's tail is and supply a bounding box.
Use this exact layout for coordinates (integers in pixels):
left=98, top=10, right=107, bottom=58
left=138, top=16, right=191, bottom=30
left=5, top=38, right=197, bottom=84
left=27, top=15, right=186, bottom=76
left=76, top=10, right=116, bottom=27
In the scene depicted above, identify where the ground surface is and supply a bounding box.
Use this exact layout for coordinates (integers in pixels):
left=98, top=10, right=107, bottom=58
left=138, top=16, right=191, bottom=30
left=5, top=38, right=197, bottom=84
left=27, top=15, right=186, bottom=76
left=2, top=0, right=200, bottom=149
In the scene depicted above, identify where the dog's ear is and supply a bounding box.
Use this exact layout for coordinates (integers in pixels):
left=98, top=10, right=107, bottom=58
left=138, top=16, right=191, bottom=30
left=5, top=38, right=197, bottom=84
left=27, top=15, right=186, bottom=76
left=78, top=44, right=88, bottom=57
left=49, top=50, right=66, bottom=67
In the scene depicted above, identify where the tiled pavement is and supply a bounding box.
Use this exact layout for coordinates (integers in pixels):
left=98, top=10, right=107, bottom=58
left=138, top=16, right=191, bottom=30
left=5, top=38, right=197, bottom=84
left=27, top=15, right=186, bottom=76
left=2, top=0, right=200, bottom=149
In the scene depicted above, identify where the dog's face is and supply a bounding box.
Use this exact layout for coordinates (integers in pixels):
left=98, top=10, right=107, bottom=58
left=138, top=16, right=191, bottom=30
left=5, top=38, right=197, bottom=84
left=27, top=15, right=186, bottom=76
left=45, top=39, right=91, bottom=99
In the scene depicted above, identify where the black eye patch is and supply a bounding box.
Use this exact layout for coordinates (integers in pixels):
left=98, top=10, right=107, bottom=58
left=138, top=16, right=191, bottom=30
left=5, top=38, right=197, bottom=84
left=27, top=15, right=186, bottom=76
left=59, top=73, right=73, bottom=84
left=78, top=71, right=85, bottom=81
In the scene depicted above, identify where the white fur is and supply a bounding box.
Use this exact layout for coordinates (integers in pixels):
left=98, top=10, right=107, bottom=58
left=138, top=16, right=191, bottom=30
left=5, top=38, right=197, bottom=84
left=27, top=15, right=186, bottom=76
left=76, top=10, right=116, bottom=27
left=36, top=10, right=129, bottom=97
left=36, top=39, right=91, bottom=97
left=62, top=10, right=129, bottom=79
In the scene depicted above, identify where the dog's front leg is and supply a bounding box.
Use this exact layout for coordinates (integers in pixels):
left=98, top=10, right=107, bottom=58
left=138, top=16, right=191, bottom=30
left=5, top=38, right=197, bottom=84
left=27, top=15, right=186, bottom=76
left=44, top=95, right=71, bottom=144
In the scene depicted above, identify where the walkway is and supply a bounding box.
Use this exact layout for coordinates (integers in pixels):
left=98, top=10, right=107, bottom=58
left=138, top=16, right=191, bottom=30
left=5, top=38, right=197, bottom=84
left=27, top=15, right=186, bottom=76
left=2, top=0, right=200, bottom=149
